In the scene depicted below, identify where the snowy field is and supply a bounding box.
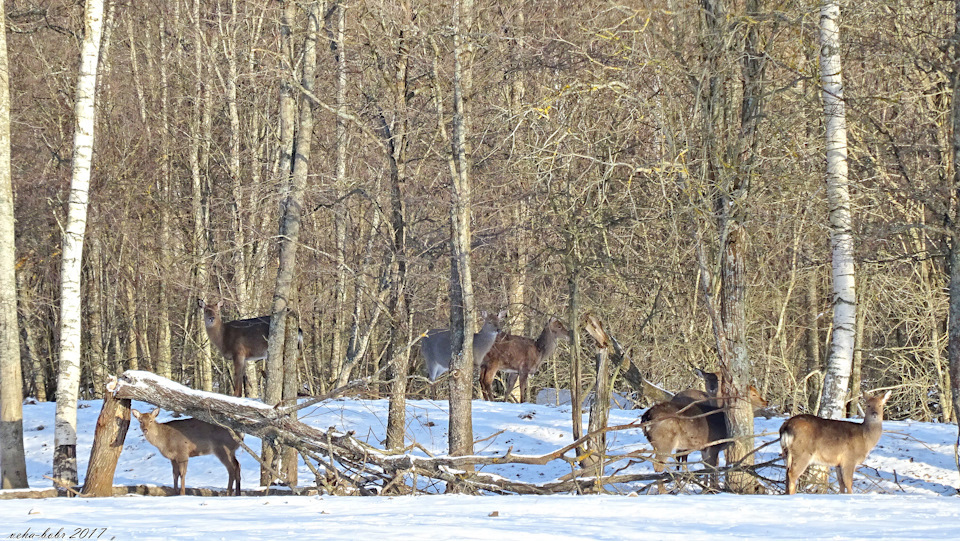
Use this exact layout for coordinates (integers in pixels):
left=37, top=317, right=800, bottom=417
left=2, top=396, right=960, bottom=540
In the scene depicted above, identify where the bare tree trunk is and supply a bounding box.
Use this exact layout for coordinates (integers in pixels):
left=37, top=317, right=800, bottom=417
left=0, top=0, right=28, bottom=486
left=54, top=0, right=105, bottom=492
left=264, top=0, right=318, bottom=486
left=85, top=238, right=106, bottom=399
left=568, top=266, right=583, bottom=445
left=818, top=0, right=856, bottom=420
left=16, top=270, right=46, bottom=402
left=153, top=5, right=174, bottom=384
left=123, top=270, right=139, bottom=371
left=329, top=0, right=349, bottom=389
left=805, top=270, right=822, bottom=412
left=583, top=316, right=612, bottom=480
left=80, top=390, right=130, bottom=496
left=384, top=0, right=413, bottom=452
left=847, top=277, right=866, bottom=418
left=948, top=0, right=960, bottom=445
left=504, top=8, right=528, bottom=404
left=282, top=311, right=300, bottom=486
left=445, top=0, right=477, bottom=469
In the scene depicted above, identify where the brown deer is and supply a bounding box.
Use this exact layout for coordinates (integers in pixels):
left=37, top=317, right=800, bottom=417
left=479, top=317, right=571, bottom=403
left=131, top=408, right=241, bottom=496
left=198, top=299, right=273, bottom=397
left=641, top=399, right=729, bottom=492
left=779, top=391, right=891, bottom=495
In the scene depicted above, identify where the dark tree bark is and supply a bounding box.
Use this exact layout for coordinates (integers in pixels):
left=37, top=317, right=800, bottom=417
left=0, top=0, right=28, bottom=488
left=80, top=390, right=131, bottom=496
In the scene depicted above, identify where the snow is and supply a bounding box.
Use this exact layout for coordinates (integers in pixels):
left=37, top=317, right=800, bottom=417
left=2, top=396, right=960, bottom=540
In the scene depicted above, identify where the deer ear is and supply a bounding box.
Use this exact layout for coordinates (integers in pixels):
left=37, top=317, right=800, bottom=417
left=150, top=408, right=160, bottom=417
left=197, top=299, right=205, bottom=309
left=216, top=301, right=224, bottom=309
left=881, top=390, right=892, bottom=402
left=498, top=310, right=507, bottom=320
left=131, top=409, right=141, bottom=420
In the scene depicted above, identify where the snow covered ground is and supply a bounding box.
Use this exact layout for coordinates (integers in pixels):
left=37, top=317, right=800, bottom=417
left=2, top=397, right=959, bottom=540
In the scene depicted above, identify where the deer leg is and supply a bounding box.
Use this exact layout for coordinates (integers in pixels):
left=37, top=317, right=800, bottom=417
left=479, top=364, right=496, bottom=401
left=215, top=448, right=238, bottom=495
left=518, top=372, right=529, bottom=403
left=785, top=453, right=812, bottom=495
left=703, top=446, right=720, bottom=490
left=651, top=447, right=668, bottom=494
left=233, top=455, right=241, bottom=496
left=503, top=373, right=520, bottom=403
left=837, top=463, right=853, bottom=494
left=233, top=356, right=245, bottom=397
left=177, top=460, right=189, bottom=496
left=171, top=460, right=180, bottom=495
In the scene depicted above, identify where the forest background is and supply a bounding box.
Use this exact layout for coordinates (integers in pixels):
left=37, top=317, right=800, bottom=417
left=2, top=0, right=959, bottom=488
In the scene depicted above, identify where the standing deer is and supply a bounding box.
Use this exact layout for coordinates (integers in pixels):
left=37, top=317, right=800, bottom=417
left=198, top=299, right=281, bottom=397
left=131, top=408, right=241, bottom=496
left=479, top=317, right=571, bottom=403
left=420, top=310, right=505, bottom=382
left=641, top=399, right=729, bottom=492
left=779, top=391, right=891, bottom=495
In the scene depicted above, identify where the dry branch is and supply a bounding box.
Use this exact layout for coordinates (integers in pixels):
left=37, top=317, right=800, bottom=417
left=106, top=370, right=770, bottom=495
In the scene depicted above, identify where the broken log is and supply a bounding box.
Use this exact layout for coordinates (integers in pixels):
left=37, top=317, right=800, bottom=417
left=80, top=387, right=132, bottom=496
left=105, top=370, right=731, bottom=495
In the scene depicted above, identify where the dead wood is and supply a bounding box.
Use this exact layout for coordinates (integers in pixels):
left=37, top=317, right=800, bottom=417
left=105, top=370, right=768, bottom=495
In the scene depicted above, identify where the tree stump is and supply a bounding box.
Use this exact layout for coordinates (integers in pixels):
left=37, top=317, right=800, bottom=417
left=80, top=387, right=131, bottom=496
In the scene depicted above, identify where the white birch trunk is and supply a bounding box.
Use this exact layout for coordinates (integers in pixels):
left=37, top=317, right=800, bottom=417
left=0, top=0, right=28, bottom=489
left=54, top=0, right=105, bottom=489
left=818, top=0, right=856, bottom=420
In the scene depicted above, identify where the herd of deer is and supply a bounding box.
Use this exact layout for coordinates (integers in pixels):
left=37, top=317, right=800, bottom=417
left=129, top=300, right=893, bottom=497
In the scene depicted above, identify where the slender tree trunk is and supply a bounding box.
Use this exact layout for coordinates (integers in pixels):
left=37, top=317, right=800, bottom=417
left=330, top=0, right=349, bottom=389
left=54, top=0, right=105, bottom=491
left=153, top=7, right=173, bottom=384
left=123, top=270, right=139, bottom=371
left=385, top=0, right=413, bottom=452
left=804, top=269, right=822, bottom=412
left=264, top=0, right=317, bottom=485
left=85, top=239, right=106, bottom=399
left=568, top=266, right=583, bottom=445
left=445, top=0, right=477, bottom=468
left=17, top=270, right=47, bottom=402
left=0, top=0, right=28, bottom=487
left=947, top=0, right=960, bottom=442
left=818, top=0, right=856, bottom=420
left=281, top=311, right=300, bottom=486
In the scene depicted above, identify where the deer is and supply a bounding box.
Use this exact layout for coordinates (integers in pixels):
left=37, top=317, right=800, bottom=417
left=641, top=398, right=729, bottom=492
left=131, top=408, right=241, bottom=496
left=779, top=390, right=891, bottom=495
left=479, top=317, right=572, bottom=403
left=420, top=310, right=506, bottom=383
left=199, top=299, right=301, bottom=398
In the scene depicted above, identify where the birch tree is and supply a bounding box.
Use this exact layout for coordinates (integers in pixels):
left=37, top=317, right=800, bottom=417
left=818, top=0, right=856, bottom=420
left=0, top=0, right=28, bottom=489
left=54, top=0, right=106, bottom=489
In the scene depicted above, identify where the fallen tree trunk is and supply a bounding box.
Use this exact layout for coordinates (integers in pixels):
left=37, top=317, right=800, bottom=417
left=106, top=370, right=765, bottom=495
